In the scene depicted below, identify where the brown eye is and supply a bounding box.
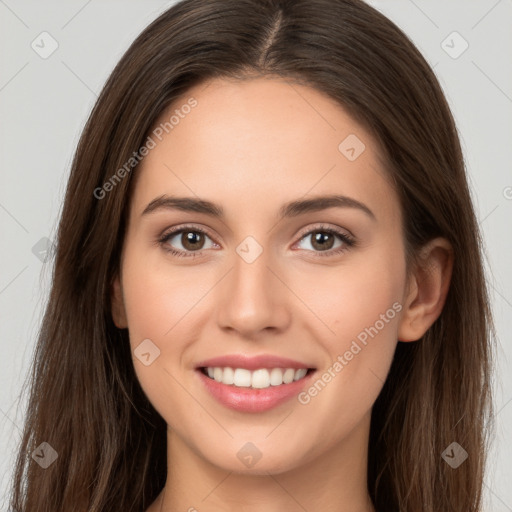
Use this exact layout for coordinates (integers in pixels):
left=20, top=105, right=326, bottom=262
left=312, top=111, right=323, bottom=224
left=180, top=231, right=206, bottom=251
left=294, top=225, right=355, bottom=257
left=309, top=231, right=336, bottom=251
left=159, top=226, right=216, bottom=256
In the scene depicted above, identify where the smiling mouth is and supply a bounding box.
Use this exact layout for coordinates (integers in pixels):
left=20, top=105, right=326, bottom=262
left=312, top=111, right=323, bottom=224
left=199, top=367, right=316, bottom=389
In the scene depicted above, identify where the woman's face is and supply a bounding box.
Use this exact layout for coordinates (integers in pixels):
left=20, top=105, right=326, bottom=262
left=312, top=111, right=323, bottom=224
left=113, top=76, right=409, bottom=474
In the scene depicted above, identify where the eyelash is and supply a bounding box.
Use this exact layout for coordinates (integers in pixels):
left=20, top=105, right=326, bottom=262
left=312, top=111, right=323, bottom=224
left=157, top=223, right=356, bottom=259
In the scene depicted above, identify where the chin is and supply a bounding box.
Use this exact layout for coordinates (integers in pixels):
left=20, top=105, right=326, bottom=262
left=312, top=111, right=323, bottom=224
left=197, top=439, right=313, bottom=476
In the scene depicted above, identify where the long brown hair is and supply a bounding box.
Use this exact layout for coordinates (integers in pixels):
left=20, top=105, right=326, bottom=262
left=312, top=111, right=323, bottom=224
left=9, top=0, right=494, bottom=510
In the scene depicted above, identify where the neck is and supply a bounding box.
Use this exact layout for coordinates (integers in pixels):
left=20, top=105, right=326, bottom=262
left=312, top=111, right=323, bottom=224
left=151, top=412, right=376, bottom=512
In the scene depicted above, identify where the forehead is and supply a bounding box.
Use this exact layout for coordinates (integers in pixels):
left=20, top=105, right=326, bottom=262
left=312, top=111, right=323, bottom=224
left=131, top=76, right=399, bottom=225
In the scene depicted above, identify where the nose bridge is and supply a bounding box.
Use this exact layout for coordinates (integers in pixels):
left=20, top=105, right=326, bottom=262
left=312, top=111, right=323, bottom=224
left=215, top=235, right=290, bottom=335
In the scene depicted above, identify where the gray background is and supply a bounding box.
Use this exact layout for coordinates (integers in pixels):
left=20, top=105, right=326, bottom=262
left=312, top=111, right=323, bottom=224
left=0, top=0, right=511, bottom=509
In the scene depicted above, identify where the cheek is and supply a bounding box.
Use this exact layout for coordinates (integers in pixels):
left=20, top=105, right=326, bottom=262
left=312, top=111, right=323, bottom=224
left=120, top=246, right=217, bottom=345
left=292, top=243, right=405, bottom=418
left=329, top=268, right=403, bottom=357
left=295, top=243, right=405, bottom=351
left=118, top=248, right=211, bottom=387
left=119, top=254, right=212, bottom=425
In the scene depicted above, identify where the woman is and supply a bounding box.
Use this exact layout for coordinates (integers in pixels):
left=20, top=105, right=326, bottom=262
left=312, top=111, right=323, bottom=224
left=9, top=0, right=494, bottom=511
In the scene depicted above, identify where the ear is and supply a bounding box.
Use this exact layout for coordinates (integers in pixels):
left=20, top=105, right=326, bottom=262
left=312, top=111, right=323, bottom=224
left=398, top=237, right=453, bottom=342
left=111, top=274, right=128, bottom=329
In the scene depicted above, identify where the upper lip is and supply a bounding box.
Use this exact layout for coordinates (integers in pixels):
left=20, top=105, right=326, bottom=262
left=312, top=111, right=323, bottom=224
left=195, top=354, right=315, bottom=371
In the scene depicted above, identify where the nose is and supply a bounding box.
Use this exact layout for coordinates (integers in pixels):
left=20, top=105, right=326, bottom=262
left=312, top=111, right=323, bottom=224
left=215, top=244, right=291, bottom=339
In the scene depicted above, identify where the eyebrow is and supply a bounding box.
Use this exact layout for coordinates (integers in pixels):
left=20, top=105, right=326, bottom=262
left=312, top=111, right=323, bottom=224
left=141, top=194, right=376, bottom=221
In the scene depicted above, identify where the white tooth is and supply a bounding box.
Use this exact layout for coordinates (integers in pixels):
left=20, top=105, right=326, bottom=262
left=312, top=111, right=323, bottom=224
left=233, top=368, right=252, bottom=387
left=269, top=368, right=284, bottom=386
left=206, top=366, right=308, bottom=387
left=294, top=368, right=307, bottom=381
left=222, top=367, right=234, bottom=385
left=251, top=369, right=271, bottom=389
left=213, top=367, right=223, bottom=382
left=283, top=368, right=295, bottom=384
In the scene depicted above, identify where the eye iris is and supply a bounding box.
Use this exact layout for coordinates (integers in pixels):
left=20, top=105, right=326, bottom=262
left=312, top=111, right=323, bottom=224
left=311, top=231, right=334, bottom=251
left=182, top=231, right=204, bottom=251
left=172, top=229, right=340, bottom=253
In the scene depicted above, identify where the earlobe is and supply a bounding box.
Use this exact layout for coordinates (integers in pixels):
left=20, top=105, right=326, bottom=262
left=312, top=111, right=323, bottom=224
left=111, top=275, right=128, bottom=329
left=398, top=237, right=453, bottom=342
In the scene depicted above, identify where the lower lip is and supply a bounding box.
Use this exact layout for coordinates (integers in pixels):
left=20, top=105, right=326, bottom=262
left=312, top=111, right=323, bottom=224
left=196, top=369, right=315, bottom=413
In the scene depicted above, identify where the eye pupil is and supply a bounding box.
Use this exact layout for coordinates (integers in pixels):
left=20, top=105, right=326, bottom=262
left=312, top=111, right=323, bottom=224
left=164, top=227, right=348, bottom=257
left=312, top=231, right=334, bottom=251
left=182, top=231, right=204, bottom=250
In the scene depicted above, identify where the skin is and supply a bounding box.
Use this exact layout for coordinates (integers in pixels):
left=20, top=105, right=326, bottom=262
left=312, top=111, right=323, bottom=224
left=111, top=76, right=453, bottom=512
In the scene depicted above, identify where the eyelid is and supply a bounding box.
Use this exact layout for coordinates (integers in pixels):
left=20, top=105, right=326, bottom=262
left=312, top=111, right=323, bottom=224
left=160, top=222, right=354, bottom=243
left=290, top=223, right=356, bottom=257
left=294, top=222, right=355, bottom=241
left=160, top=223, right=219, bottom=242
left=158, top=222, right=356, bottom=257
